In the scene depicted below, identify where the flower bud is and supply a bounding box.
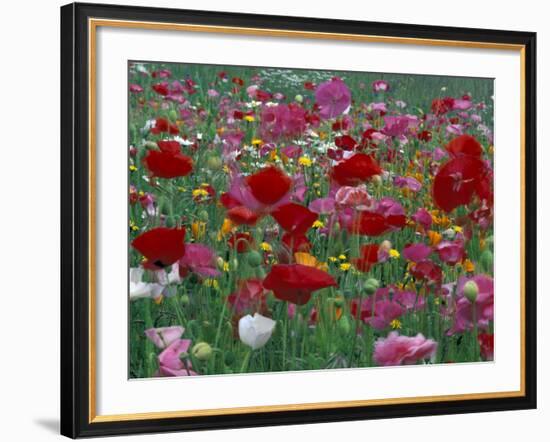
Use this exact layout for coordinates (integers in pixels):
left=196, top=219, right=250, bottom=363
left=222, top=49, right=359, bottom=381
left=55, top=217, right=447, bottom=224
left=168, top=109, right=178, bottom=122
left=295, top=94, right=303, bottom=103
left=165, top=216, right=177, bottom=228
left=480, top=250, right=493, bottom=272
left=198, top=210, right=209, bottom=222
left=337, top=315, right=351, bottom=334
left=180, top=294, right=190, bottom=306
left=247, top=251, right=263, bottom=267
left=372, top=175, right=382, bottom=186
left=191, top=342, right=213, bottom=361
left=380, top=240, right=392, bottom=252
left=463, top=280, right=479, bottom=303
left=216, top=257, right=226, bottom=271
left=143, top=140, right=158, bottom=150
left=442, top=228, right=456, bottom=240
left=206, top=156, right=223, bottom=170
left=364, top=278, right=380, bottom=295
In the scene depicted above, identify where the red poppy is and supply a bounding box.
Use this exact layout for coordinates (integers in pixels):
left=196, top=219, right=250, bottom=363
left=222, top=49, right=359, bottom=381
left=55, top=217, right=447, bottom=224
left=245, top=165, right=292, bottom=205
left=417, top=130, right=432, bottom=142
left=334, top=135, right=358, bottom=151
left=227, top=279, right=267, bottom=315
left=157, top=140, right=181, bottom=154
left=351, top=244, right=380, bottom=272
left=433, top=156, right=487, bottom=212
left=331, top=153, right=382, bottom=186
left=304, top=81, right=316, bottom=90
left=410, top=260, right=443, bottom=286
left=431, top=97, right=454, bottom=115
left=232, top=77, right=244, bottom=86
left=150, top=118, right=179, bottom=135
left=272, top=203, right=317, bottom=235
left=263, top=264, right=337, bottom=305
left=446, top=134, right=483, bottom=158
left=349, top=212, right=404, bottom=236
left=226, top=206, right=261, bottom=226
left=282, top=232, right=311, bottom=253
left=227, top=233, right=255, bottom=253
left=131, top=227, right=186, bottom=270
left=143, top=150, right=193, bottom=178
left=478, top=333, right=494, bottom=360
left=152, top=82, right=169, bottom=96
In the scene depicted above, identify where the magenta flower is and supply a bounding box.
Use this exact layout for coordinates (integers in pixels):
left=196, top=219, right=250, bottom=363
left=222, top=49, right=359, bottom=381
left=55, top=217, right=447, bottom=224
left=309, top=197, right=336, bottom=215
left=373, top=332, right=438, bottom=366
left=372, top=80, right=390, bottom=92
left=145, top=326, right=185, bottom=349
left=382, top=116, right=410, bottom=137
left=393, top=176, right=422, bottom=192
left=129, top=83, right=144, bottom=93
left=452, top=98, right=472, bottom=110
left=351, top=297, right=404, bottom=330
left=447, top=275, right=494, bottom=335
left=179, top=243, right=221, bottom=278
left=315, top=78, right=351, bottom=119
left=436, top=240, right=465, bottom=266
left=281, top=145, right=302, bottom=159
left=412, top=208, right=433, bottom=230
left=157, top=339, right=197, bottom=377
left=260, top=103, right=307, bottom=141
left=403, top=243, right=432, bottom=262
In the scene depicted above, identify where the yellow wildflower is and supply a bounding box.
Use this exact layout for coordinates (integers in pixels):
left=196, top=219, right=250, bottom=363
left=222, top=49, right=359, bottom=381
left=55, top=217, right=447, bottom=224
left=389, top=249, right=400, bottom=259
left=251, top=138, right=263, bottom=146
left=328, top=256, right=338, bottom=263
left=390, top=319, right=402, bottom=330
left=339, top=263, right=352, bottom=271
left=243, top=115, right=255, bottom=122
left=312, top=220, right=325, bottom=229
left=192, top=188, right=209, bottom=199
left=129, top=165, right=138, bottom=172
left=260, top=242, right=272, bottom=252
left=338, top=254, right=347, bottom=261
left=452, top=225, right=463, bottom=234
left=298, top=156, right=313, bottom=167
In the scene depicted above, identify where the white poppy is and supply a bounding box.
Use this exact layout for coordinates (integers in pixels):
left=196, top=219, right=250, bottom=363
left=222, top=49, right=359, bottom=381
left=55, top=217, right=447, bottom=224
left=238, top=313, right=276, bottom=350
left=129, top=267, right=164, bottom=301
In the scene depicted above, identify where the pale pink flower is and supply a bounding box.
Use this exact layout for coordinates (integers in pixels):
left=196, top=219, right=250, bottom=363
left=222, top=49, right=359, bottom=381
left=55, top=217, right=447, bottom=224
left=374, top=332, right=438, bottom=366
left=145, top=326, right=185, bottom=349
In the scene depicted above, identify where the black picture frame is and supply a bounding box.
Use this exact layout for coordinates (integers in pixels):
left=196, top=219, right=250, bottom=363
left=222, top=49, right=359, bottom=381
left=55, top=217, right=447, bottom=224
left=61, top=2, right=537, bottom=438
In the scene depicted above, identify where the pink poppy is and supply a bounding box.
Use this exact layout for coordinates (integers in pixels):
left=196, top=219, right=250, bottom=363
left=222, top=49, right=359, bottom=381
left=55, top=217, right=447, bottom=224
left=412, top=208, right=433, bottom=230
left=436, top=240, right=465, bottom=266
left=157, top=339, right=197, bottom=377
left=315, top=77, right=351, bottom=119
left=403, top=243, right=432, bottom=262
left=447, top=274, right=494, bottom=335
left=372, top=80, right=390, bottom=92
left=178, top=244, right=221, bottom=278
left=373, top=332, right=438, bottom=366
left=393, top=176, right=422, bottom=192
left=335, top=184, right=374, bottom=210
left=145, top=326, right=185, bottom=349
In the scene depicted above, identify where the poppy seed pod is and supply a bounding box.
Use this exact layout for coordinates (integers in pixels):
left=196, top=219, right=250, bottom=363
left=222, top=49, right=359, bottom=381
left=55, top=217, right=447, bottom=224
left=206, top=156, right=223, bottom=170
left=191, top=342, right=213, bottom=361
left=364, top=278, right=380, bottom=295
left=372, top=175, right=382, bottom=186
left=247, top=251, right=263, bottom=267
left=463, top=280, right=479, bottom=303
left=480, top=250, right=494, bottom=272
left=337, top=315, right=351, bottom=334
left=295, top=94, right=303, bottom=103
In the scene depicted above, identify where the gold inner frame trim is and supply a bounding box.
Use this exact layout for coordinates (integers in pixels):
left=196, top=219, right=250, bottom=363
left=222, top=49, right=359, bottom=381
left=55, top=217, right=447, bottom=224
left=88, top=18, right=527, bottom=424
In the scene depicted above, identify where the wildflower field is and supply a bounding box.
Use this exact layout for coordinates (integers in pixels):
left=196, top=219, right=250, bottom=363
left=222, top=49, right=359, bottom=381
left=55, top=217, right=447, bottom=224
left=128, top=62, right=495, bottom=378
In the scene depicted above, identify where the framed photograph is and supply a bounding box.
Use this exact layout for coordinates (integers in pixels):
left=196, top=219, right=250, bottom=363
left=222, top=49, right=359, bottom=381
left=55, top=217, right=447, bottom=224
left=60, top=2, right=537, bottom=438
